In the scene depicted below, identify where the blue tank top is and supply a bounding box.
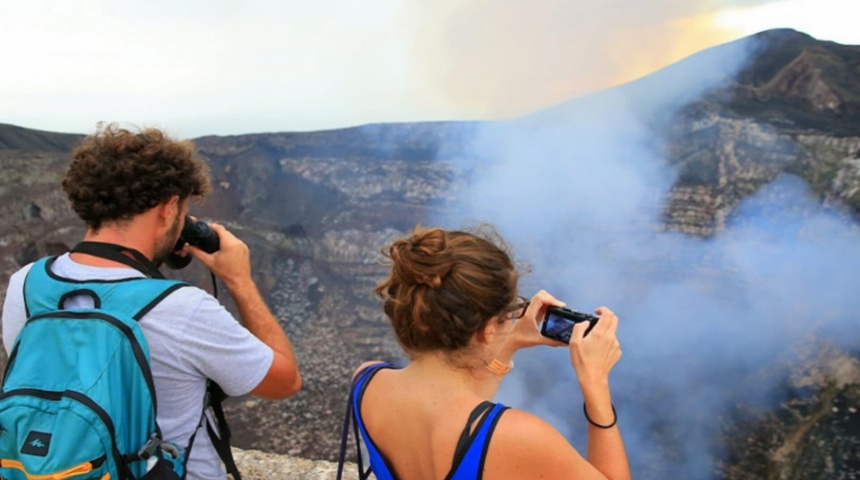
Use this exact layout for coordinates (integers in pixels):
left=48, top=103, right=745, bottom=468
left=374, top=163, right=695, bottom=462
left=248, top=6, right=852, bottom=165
left=352, top=363, right=509, bottom=480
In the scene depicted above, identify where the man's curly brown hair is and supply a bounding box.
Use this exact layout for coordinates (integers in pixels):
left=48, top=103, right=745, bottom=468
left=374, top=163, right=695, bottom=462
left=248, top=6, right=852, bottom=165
left=62, top=123, right=211, bottom=230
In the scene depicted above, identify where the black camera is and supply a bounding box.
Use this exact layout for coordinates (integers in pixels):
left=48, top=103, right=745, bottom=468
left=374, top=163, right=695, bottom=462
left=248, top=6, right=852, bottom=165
left=165, top=215, right=220, bottom=270
left=540, top=306, right=599, bottom=344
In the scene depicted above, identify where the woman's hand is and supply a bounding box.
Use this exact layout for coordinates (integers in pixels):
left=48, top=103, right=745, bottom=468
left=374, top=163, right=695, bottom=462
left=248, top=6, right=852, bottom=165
left=502, top=290, right=568, bottom=351
left=568, top=306, right=621, bottom=386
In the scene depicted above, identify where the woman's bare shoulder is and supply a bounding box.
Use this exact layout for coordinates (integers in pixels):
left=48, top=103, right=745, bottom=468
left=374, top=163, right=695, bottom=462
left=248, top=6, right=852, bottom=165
left=494, top=407, right=570, bottom=443
left=484, top=407, right=597, bottom=480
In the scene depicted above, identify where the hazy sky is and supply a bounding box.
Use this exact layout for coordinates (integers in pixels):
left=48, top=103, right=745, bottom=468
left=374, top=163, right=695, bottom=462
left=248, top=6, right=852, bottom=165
left=1, top=0, right=856, bottom=138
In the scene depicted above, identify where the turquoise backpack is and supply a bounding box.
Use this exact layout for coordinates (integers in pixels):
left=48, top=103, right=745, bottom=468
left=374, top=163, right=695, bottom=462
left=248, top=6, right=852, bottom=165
left=0, top=251, right=194, bottom=480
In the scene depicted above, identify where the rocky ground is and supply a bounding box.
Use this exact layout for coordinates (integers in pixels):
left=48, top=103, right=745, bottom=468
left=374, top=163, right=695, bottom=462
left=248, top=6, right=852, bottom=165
left=232, top=447, right=363, bottom=480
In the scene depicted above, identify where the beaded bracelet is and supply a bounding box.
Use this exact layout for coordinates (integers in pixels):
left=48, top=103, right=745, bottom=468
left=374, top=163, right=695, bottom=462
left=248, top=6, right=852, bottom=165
left=583, top=403, right=617, bottom=429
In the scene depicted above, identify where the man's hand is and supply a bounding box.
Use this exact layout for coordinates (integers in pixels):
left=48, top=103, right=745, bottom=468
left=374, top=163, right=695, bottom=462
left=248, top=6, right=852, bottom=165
left=184, top=222, right=252, bottom=288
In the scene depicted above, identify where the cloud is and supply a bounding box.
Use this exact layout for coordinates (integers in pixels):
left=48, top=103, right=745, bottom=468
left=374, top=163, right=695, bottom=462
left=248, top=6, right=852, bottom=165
left=403, top=0, right=783, bottom=119
left=715, top=0, right=860, bottom=45
left=0, top=0, right=431, bottom=136
left=0, top=0, right=834, bottom=137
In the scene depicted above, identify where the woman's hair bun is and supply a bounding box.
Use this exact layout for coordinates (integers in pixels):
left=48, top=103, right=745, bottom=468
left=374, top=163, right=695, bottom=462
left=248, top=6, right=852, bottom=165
left=388, top=227, right=453, bottom=290
left=376, top=224, right=519, bottom=356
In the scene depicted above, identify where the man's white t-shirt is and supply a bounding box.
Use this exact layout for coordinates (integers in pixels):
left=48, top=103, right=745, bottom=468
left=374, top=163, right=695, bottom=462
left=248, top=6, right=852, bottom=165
left=1, top=254, right=274, bottom=480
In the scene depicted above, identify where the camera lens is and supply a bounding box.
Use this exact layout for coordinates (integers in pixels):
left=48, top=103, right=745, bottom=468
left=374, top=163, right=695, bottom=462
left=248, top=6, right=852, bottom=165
left=180, top=216, right=220, bottom=253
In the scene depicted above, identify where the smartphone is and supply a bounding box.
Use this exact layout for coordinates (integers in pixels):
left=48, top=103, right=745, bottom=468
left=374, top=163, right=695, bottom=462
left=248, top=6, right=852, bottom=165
left=540, top=306, right=599, bottom=344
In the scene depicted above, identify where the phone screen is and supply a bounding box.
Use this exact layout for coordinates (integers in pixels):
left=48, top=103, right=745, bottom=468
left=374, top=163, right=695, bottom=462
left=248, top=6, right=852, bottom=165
left=540, top=307, right=598, bottom=344
left=541, top=311, right=576, bottom=344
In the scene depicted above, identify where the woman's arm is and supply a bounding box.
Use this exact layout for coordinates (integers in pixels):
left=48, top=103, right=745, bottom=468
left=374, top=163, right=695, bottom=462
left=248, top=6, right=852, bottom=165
left=568, top=306, right=630, bottom=479
left=485, top=305, right=630, bottom=480
left=578, top=384, right=629, bottom=479
left=483, top=408, right=630, bottom=480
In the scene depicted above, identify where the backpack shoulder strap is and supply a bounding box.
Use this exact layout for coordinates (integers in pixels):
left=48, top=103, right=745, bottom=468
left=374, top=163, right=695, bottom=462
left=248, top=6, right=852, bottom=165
left=204, top=382, right=242, bottom=480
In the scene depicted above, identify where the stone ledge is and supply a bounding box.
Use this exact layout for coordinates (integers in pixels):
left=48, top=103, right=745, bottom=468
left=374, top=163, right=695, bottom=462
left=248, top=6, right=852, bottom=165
left=232, top=447, right=364, bottom=480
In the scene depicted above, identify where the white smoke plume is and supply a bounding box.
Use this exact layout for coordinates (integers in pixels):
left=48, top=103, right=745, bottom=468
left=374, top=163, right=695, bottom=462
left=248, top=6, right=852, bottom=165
left=435, top=33, right=860, bottom=477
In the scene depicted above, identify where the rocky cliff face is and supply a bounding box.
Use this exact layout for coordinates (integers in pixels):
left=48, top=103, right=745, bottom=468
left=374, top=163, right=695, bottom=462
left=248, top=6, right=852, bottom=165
left=663, top=30, right=860, bottom=237
left=1, top=29, right=858, bottom=479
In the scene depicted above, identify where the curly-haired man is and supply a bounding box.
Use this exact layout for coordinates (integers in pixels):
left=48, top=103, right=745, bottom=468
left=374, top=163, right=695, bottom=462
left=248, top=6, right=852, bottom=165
left=2, top=123, right=302, bottom=480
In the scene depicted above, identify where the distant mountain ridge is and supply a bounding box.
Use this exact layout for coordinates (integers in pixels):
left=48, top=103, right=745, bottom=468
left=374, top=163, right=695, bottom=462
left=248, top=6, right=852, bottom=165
left=0, top=123, right=82, bottom=152
left=732, top=29, right=860, bottom=126
left=3, top=30, right=858, bottom=235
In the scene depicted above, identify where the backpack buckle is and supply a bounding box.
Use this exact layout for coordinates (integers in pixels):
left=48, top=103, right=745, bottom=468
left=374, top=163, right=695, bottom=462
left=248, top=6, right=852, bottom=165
left=137, top=433, right=162, bottom=460
left=161, top=442, right=180, bottom=460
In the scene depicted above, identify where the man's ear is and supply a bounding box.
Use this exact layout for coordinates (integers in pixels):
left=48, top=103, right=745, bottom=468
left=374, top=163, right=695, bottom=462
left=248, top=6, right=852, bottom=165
left=156, top=195, right=181, bottom=226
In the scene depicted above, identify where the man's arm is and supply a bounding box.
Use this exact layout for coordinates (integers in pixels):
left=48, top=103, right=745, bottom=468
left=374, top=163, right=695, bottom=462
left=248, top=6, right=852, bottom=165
left=185, top=222, right=301, bottom=399
left=224, top=276, right=301, bottom=399
left=1, top=266, right=31, bottom=354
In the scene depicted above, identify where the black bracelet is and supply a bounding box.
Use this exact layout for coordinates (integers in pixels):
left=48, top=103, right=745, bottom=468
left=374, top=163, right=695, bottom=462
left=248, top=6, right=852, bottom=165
left=583, top=403, right=617, bottom=429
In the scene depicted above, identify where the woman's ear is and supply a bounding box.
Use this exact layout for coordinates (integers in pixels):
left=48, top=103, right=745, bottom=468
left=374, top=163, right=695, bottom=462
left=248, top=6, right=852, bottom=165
left=475, top=316, right=502, bottom=345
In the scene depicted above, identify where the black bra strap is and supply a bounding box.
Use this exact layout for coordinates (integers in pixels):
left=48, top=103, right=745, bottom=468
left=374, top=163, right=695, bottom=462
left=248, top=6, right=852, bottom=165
left=71, top=242, right=165, bottom=279
left=449, top=401, right=495, bottom=474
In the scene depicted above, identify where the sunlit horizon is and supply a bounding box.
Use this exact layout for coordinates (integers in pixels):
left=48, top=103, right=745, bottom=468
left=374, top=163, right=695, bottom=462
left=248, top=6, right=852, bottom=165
left=0, top=0, right=855, bottom=138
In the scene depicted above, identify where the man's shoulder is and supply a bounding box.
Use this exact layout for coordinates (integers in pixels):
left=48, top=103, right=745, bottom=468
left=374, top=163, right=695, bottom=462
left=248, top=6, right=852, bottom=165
left=142, top=282, right=216, bottom=319
left=8, top=261, right=35, bottom=284
left=4, top=260, right=37, bottom=306
left=144, top=284, right=242, bottom=335
left=52, top=253, right=144, bottom=280
left=155, top=282, right=218, bottom=308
